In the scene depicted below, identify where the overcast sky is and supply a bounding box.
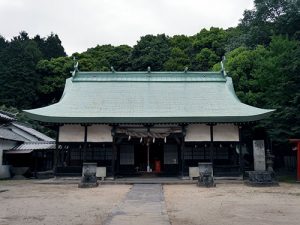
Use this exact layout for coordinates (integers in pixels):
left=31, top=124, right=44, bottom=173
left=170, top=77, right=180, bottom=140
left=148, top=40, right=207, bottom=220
left=0, top=0, right=254, bottom=55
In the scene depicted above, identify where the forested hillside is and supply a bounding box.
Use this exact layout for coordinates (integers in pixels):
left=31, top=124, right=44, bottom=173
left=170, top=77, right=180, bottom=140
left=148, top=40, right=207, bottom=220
left=0, top=0, right=299, bottom=150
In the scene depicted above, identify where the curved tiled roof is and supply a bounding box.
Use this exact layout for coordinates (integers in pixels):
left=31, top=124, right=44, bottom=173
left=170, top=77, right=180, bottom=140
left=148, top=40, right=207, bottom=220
left=24, top=71, right=274, bottom=124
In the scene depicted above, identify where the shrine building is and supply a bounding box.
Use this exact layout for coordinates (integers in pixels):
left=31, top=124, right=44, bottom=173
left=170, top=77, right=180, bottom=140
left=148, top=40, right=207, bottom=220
left=24, top=64, right=274, bottom=178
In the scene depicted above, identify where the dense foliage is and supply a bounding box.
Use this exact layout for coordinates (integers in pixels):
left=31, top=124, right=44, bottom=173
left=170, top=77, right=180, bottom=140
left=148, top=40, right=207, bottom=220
left=0, top=0, right=299, bottom=152
left=0, top=31, right=66, bottom=108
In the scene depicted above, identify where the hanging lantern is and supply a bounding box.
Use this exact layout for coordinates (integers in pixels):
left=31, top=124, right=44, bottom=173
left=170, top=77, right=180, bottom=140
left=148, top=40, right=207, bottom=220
left=164, top=137, right=167, bottom=143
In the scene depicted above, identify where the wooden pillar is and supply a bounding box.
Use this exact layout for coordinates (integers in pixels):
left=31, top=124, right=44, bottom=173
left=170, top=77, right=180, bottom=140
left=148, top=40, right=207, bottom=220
left=181, top=136, right=185, bottom=177
left=289, top=139, right=300, bottom=181
left=181, top=126, right=186, bottom=177
left=53, top=125, right=60, bottom=175
left=175, top=136, right=181, bottom=175
left=34, top=151, right=38, bottom=178
left=238, top=125, right=244, bottom=175
left=298, top=142, right=300, bottom=181
left=83, top=125, right=88, bottom=162
left=111, top=127, right=117, bottom=178
left=210, top=124, right=214, bottom=166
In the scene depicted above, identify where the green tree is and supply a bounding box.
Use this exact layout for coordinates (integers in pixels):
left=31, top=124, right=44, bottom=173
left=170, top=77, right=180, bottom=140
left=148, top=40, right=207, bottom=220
left=36, top=56, right=73, bottom=105
left=36, top=44, right=132, bottom=105
left=192, top=27, right=229, bottom=57
left=130, top=34, right=171, bottom=71
left=219, top=36, right=300, bottom=142
left=0, top=31, right=66, bottom=109
left=0, top=32, right=43, bottom=109
left=34, top=33, right=66, bottom=59
left=163, top=47, right=190, bottom=71
left=238, top=0, right=300, bottom=47
left=194, top=48, right=219, bottom=71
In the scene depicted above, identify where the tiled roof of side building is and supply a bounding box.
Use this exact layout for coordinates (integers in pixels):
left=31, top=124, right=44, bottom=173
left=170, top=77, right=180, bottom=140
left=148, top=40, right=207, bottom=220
left=5, top=141, right=55, bottom=154
left=0, top=127, right=29, bottom=142
left=11, top=122, right=54, bottom=141
left=0, top=111, right=16, bottom=123
left=24, top=70, right=275, bottom=124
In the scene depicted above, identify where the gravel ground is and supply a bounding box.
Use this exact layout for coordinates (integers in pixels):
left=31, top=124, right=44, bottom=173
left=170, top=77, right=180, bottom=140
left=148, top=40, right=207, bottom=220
left=1, top=180, right=300, bottom=225
left=0, top=180, right=130, bottom=225
left=163, top=183, right=300, bottom=225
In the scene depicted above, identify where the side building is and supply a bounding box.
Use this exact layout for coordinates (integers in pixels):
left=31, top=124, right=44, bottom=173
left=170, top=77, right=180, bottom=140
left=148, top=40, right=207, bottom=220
left=0, top=111, right=54, bottom=178
left=24, top=66, right=274, bottom=178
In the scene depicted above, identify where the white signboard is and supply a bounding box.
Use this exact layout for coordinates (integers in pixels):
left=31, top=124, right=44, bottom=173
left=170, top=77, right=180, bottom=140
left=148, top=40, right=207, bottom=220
left=253, top=140, right=266, bottom=171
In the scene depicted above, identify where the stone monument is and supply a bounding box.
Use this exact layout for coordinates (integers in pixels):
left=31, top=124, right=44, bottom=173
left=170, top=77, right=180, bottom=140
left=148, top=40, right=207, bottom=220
left=197, top=162, right=215, bottom=187
left=245, top=141, right=277, bottom=186
left=253, top=140, right=266, bottom=171
left=78, top=163, right=98, bottom=188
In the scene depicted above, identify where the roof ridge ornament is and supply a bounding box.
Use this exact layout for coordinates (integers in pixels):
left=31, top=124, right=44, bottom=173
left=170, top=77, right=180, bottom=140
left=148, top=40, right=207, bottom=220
left=147, top=66, right=151, bottom=73
left=71, top=57, right=79, bottom=78
left=111, top=66, right=115, bottom=73
left=184, top=67, right=188, bottom=73
left=221, top=56, right=227, bottom=77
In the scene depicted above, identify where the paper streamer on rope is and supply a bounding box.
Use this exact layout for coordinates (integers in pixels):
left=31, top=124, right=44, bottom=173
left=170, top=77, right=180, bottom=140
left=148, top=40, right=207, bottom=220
left=116, top=127, right=181, bottom=138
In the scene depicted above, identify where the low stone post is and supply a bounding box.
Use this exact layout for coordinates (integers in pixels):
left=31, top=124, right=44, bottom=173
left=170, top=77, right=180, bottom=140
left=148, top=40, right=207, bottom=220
left=78, top=163, right=98, bottom=188
left=197, top=162, right=215, bottom=187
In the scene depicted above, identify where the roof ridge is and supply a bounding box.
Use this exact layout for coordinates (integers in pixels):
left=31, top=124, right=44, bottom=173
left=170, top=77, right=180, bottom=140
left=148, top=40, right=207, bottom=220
left=0, top=110, right=16, bottom=117
left=12, top=121, right=33, bottom=128
left=0, top=110, right=16, bottom=121
left=72, top=71, right=226, bottom=83
left=22, top=141, right=55, bottom=144
left=77, top=71, right=221, bottom=73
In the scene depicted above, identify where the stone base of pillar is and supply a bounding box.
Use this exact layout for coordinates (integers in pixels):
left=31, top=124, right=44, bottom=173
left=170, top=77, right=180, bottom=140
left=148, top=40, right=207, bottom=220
left=245, top=171, right=278, bottom=186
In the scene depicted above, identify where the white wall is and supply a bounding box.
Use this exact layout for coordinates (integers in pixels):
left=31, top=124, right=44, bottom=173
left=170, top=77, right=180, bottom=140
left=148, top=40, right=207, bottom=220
left=213, top=124, right=239, bottom=142
left=59, top=125, right=85, bottom=142
left=59, top=124, right=113, bottom=142
left=185, top=124, right=210, bottom=142
left=0, top=139, right=17, bottom=166
left=185, top=124, right=239, bottom=142
left=0, top=139, right=17, bottom=178
left=87, top=125, right=112, bottom=142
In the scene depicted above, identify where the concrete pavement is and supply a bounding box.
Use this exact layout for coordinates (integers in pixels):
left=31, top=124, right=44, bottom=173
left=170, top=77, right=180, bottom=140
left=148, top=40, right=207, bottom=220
left=104, top=184, right=170, bottom=225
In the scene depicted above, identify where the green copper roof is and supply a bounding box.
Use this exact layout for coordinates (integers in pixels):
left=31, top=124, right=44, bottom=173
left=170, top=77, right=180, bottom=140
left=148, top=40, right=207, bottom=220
left=24, top=71, right=274, bottom=124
